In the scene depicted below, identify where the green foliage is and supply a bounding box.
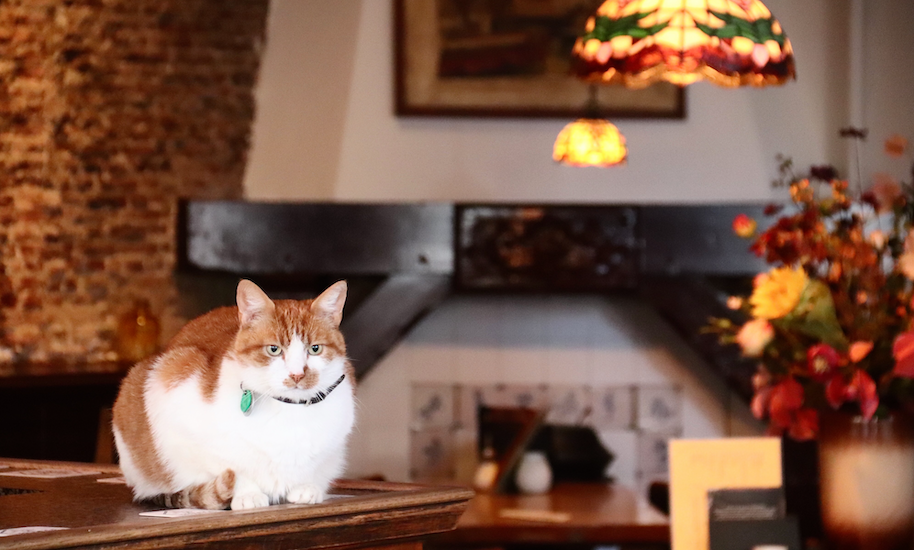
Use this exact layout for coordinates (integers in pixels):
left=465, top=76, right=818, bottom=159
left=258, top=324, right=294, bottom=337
left=582, top=13, right=669, bottom=42
left=695, top=11, right=786, bottom=46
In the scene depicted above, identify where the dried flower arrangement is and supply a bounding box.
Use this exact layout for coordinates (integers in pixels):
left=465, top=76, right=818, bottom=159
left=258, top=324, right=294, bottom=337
left=709, top=130, right=914, bottom=439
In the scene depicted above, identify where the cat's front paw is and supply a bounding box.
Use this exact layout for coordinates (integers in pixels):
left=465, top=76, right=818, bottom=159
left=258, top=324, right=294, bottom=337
left=231, top=491, right=270, bottom=510
left=286, top=484, right=325, bottom=505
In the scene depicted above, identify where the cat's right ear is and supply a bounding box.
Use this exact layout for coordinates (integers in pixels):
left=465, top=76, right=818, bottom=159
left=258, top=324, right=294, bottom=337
left=236, top=279, right=275, bottom=326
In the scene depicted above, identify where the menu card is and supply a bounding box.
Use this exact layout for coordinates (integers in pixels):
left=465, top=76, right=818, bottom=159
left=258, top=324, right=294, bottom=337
left=669, top=438, right=782, bottom=550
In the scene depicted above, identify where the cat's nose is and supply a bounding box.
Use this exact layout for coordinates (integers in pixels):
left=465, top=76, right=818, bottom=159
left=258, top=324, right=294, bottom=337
left=289, top=373, right=305, bottom=384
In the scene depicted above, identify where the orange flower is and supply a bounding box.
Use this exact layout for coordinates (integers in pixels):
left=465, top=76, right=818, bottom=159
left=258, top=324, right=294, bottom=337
left=869, top=230, right=887, bottom=249
left=885, top=134, right=909, bottom=158
left=848, top=341, right=874, bottom=363
left=899, top=230, right=914, bottom=280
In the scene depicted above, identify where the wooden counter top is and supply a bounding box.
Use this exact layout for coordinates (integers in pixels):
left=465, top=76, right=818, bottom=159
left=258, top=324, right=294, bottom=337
left=0, top=458, right=474, bottom=550
left=429, top=482, right=670, bottom=548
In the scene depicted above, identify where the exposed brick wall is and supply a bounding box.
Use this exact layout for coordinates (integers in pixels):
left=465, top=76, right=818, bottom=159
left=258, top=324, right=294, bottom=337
left=0, top=0, right=269, bottom=371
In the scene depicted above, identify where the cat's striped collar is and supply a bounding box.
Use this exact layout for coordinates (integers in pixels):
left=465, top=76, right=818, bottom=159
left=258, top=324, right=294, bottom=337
left=240, top=374, right=346, bottom=415
left=274, top=373, right=346, bottom=406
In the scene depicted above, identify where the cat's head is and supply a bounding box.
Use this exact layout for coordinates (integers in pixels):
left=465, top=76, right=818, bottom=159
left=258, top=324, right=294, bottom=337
left=230, top=279, right=349, bottom=400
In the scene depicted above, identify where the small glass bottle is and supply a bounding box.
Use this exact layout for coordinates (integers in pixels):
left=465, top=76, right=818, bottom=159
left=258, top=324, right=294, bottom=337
left=473, top=438, right=500, bottom=492
left=116, top=299, right=160, bottom=362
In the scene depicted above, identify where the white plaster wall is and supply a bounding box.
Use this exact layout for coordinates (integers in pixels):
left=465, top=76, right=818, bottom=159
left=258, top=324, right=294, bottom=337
left=244, top=0, right=363, bottom=200
left=859, top=0, right=914, bottom=186
left=243, top=0, right=855, bottom=203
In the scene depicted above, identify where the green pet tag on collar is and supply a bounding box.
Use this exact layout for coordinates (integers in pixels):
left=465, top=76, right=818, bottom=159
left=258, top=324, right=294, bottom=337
left=241, top=388, right=253, bottom=415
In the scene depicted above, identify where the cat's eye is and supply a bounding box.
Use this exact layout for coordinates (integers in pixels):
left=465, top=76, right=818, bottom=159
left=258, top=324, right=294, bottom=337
left=265, top=344, right=282, bottom=357
left=308, top=344, right=322, bottom=355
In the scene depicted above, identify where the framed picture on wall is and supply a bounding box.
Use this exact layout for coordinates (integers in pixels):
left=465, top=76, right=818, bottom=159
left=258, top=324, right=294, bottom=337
left=394, top=0, right=685, bottom=119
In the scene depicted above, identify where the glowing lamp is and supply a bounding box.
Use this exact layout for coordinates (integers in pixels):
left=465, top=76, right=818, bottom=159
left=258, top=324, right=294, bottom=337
left=572, top=0, right=796, bottom=89
left=553, top=118, right=627, bottom=167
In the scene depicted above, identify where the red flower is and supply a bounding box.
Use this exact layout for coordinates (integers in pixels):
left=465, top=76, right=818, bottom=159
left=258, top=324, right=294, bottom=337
left=789, top=409, right=819, bottom=441
left=893, top=330, right=914, bottom=378
left=825, top=375, right=848, bottom=409
left=846, top=370, right=879, bottom=420
left=751, top=386, right=772, bottom=420
left=768, top=378, right=804, bottom=429
left=758, top=379, right=819, bottom=440
left=764, top=203, right=784, bottom=216
left=807, top=344, right=840, bottom=381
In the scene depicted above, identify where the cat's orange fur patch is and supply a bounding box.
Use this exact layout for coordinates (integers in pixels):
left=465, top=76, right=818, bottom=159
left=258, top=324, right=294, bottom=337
left=158, top=307, right=241, bottom=400
left=162, top=469, right=235, bottom=510
left=112, top=359, right=174, bottom=489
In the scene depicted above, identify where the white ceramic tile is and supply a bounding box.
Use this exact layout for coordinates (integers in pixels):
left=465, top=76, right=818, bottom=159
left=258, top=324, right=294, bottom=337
left=410, top=383, right=455, bottom=429
left=456, top=385, right=484, bottom=431
left=502, top=383, right=549, bottom=410
left=546, top=385, right=590, bottom=425
left=409, top=427, right=456, bottom=482
left=636, top=385, right=683, bottom=436
left=590, top=386, right=635, bottom=431
left=637, top=432, right=670, bottom=478
left=635, top=432, right=671, bottom=503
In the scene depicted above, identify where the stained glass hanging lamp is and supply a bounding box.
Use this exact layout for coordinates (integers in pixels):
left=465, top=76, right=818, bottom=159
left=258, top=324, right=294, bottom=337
left=571, top=0, right=796, bottom=88
left=553, top=86, right=627, bottom=167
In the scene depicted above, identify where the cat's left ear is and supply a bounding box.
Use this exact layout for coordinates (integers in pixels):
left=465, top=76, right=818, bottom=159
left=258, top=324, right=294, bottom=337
left=311, top=281, right=347, bottom=328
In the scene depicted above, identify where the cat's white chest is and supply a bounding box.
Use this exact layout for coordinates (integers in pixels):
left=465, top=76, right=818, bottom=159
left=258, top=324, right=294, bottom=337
left=229, top=385, right=354, bottom=461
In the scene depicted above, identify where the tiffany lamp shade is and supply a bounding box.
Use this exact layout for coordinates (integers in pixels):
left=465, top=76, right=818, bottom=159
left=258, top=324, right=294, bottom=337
left=571, top=0, right=796, bottom=88
left=553, top=117, right=627, bottom=167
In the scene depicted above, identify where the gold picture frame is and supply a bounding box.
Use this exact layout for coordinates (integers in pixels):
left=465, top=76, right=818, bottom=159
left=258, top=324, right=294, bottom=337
left=394, top=0, right=685, bottom=119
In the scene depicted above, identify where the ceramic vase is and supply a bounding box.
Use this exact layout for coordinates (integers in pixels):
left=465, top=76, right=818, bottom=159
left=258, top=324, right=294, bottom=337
left=515, top=451, right=552, bottom=495
left=817, top=412, right=914, bottom=550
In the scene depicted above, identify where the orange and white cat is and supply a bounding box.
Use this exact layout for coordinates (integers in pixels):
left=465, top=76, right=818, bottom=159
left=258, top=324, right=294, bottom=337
left=112, top=279, right=355, bottom=510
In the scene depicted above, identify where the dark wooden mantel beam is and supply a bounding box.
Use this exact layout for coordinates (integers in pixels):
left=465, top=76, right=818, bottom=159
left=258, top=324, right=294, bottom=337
left=179, top=201, right=773, bottom=392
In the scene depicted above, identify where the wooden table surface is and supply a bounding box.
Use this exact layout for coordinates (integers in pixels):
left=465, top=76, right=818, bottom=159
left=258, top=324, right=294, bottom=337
left=428, top=482, right=670, bottom=548
left=0, top=458, right=474, bottom=550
